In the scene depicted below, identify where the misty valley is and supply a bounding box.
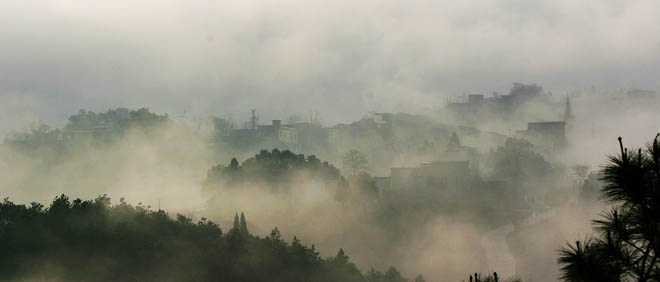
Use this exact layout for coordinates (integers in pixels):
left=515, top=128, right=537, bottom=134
left=1, top=83, right=659, bottom=282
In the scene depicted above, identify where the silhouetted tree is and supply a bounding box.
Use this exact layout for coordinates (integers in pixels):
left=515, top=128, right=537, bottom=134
left=229, top=158, right=239, bottom=170
left=343, top=149, right=369, bottom=176
left=579, top=172, right=602, bottom=202
left=571, top=163, right=590, bottom=187
left=203, top=149, right=344, bottom=194
left=383, top=267, right=408, bottom=282
left=6, top=108, right=169, bottom=154
left=240, top=212, right=249, bottom=236
left=465, top=272, right=521, bottom=282
left=447, top=132, right=461, bottom=152
left=66, top=107, right=167, bottom=133
left=558, top=134, right=660, bottom=282
left=335, top=249, right=349, bottom=265
left=0, top=194, right=407, bottom=282
left=489, top=137, right=552, bottom=184
left=233, top=212, right=240, bottom=231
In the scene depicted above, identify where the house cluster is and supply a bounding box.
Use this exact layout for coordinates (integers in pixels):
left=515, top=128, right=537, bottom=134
left=626, top=89, right=657, bottom=98
left=374, top=158, right=512, bottom=208
left=448, top=85, right=575, bottom=152
left=372, top=133, right=511, bottom=207
left=212, top=110, right=335, bottom=152
left=514, top=96, right=575, bottom=151
left=222, top=119, right=301, bottom=152
left=516, top=121, right=567, bottom=150
left=211, top=111, right=396, bottom=153
left=446, top=83, right=546, bottom=121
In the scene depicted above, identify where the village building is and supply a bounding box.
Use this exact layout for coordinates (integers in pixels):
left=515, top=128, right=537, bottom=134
left=626, top=89, right=656, bottom=98
left=225, top=119, right=299, bottom=152
left=256, top=120, right=299, bottom=152
left=516, top=121, right=567, bottom=151
left=284, top=122, right=331, bottom=152
left=446, top=83, right=551, bottom=125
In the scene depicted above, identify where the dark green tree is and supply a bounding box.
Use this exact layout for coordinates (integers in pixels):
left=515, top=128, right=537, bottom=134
left=0, top=194, right=406, bottom=282
left=233, top=212, right=240, bottom=232
left=229, top=158, right=239, bottom=169
left=465, top=272, right=521, bottom=282
left=335, top=249, right=349, bottom=265
left=558, top=134, right=660, bottom=282
left=364, top=267, right=410, bottom=282
left=240, top=212, right=249, bottom=236
left=383, top=267, right=408, bottom=282
left=490, top=137, right=551, bottom=182
left=203, top=149, right=344, bottom=195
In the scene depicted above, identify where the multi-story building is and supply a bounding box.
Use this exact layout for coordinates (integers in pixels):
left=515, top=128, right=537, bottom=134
left=256, top=120, right=299, bottom=152
left=517, top=121, right=567, bottom=150
left=284, top=122, right=331, bottom=152
left=227, top=119, right=300, bottom=152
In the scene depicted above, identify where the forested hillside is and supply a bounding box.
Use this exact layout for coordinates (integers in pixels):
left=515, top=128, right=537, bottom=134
left=0, top=195, right=415, bottom=282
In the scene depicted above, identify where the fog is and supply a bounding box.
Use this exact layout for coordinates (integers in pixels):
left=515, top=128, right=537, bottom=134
left=1, top=1, right=660, bottom=282
left=2, top=0, right=660, bottom=127
left=2, top=91, right=657, bottom=281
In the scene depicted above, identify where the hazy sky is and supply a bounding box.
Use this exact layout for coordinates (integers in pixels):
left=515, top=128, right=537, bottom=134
left=1, top=0, right=659, bottom=129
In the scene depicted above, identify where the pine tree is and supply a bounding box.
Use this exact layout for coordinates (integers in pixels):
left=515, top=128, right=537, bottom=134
left=447, top=131, right=461, bottom=152
left=335, top=248, right=349, bottom=265
left=229, top=158, right=239, bottom=170
left=558, top=135, right=660, bottom=282
left=239, top=212, right=249, bottom=236
left=232, top=212, right=240, bottom=232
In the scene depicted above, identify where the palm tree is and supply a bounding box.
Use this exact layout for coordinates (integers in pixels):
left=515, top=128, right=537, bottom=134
left=558, top=134, right=660, bottom=282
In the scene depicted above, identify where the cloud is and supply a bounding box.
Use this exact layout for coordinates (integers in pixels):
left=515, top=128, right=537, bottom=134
left=1, top=0, right=659, bottom=125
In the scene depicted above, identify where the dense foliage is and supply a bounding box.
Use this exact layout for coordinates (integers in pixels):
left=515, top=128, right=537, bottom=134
left=0, top=195, right=412, bottom=282
left=202, top=149, right=346, bottom=194
left=65, top=108, right=168, bottom=132
left=4, top=108, right=168, bottom=152
left=488, top=137, right=554, bottom=184
left=558, top=135, right=660, bottom=282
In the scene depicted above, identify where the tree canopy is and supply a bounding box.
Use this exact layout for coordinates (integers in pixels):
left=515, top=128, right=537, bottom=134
left=0, top=195, right=411, bottom=282
left=4, top=108, right=169, bottom=153
left=65, top=107, right=168, bottom=132
left=202, top=149, right=345, bottom=194
left=489, top=137, right=553, bottom=183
